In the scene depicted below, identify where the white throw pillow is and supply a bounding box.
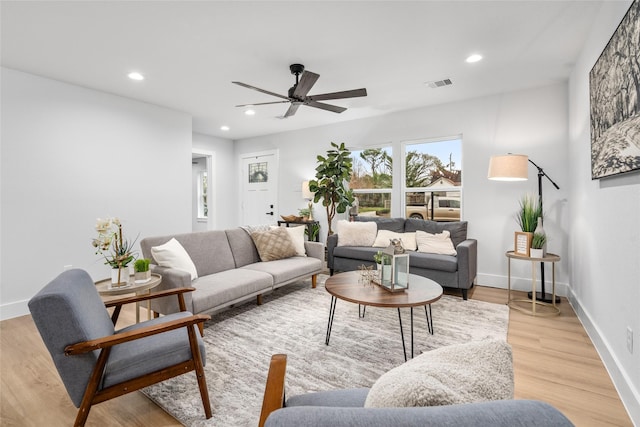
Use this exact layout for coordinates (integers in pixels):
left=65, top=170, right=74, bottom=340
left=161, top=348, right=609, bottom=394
left=416, top=230, right=457, bottom=255
left=270, top=225, right=306, bottom=256
left=364, top=340, right=514, bottom=408
left=151, top=238, right=198, bottom=280
left=337, top=220, right=377, bottom=247
left=372, top=230, right=417, bottom=251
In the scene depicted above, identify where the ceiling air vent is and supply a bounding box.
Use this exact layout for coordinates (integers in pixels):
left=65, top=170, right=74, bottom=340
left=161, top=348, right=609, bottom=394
left=425, top=79, right=453, bottom=89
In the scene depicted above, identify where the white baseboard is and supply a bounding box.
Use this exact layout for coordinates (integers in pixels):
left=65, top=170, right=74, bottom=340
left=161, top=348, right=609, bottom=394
left=1, top=299, right=30, bottom=321
left=568, top=289, right=639, bottom=426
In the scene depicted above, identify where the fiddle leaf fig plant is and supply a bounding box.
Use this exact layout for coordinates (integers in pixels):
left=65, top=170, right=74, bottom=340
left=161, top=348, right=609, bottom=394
left=309, top=142, right=354, bottom=238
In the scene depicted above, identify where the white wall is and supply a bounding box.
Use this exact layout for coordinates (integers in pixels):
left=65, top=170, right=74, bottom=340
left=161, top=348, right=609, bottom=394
left=235, top=83, right=570, bottom=294
left=192, top=132, right=237, bottom=230
left=0, top=68, right=192, bottom=319
left=568, top=1, right=640, bottom=422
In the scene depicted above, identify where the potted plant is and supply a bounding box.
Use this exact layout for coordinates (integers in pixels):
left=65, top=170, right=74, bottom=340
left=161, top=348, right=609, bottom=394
left=309, top=142, right=354, bottom=239
left=530, top=233, right=546, bottom=258
left=298, top=207, right=311, bottom=221
left=92, top=217, right=137, bottom=286
left=305, top=222, right=320, bottom=242
left=134, top=258, right=151, bottom=281
left=515, top=194, right=542, bottom=233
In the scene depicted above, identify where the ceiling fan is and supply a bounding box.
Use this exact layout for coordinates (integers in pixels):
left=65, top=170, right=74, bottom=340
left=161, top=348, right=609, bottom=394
left=232, top=64, right=367, bottom=118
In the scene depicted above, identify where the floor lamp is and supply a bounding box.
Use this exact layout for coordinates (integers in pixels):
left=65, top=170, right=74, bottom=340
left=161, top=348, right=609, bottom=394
left=488, top=154, right=560, bottom=303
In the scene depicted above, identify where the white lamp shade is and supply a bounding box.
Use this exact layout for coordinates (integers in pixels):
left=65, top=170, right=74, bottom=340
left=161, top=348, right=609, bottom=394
left=487, top=154, right=529, bottom=181
left=302, top=181, right=314, bottom=199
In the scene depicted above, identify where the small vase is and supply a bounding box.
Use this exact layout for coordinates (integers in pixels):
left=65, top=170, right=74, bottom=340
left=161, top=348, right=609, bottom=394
left=534, top=217, right=546, bottom=255
left=530, top=248, right=544, bottom=259
left=111, top=266, right=130, bottom=287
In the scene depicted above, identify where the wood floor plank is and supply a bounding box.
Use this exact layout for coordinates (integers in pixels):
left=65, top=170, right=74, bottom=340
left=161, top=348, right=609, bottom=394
left=1, top=285, right=633, bottom=426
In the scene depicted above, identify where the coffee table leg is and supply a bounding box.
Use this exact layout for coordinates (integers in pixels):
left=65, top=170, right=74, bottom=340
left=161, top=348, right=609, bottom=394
left=359, top=304, right=366, bottom=318
left=411, top=307, right=414, bottom=359
left=425, top=304, right=433, bottom=335
left=325, top=296, right=337, bottom=345
left=397, top=308, right=407, bottom=362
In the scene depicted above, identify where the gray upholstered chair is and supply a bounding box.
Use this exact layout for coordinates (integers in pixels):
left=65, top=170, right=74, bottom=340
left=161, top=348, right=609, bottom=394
left=28, top=269, right=212, bottom=427
left=259, top=354, right=575, bottom=427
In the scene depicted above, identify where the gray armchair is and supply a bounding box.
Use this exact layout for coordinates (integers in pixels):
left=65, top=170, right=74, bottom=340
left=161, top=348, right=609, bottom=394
left=259, top=354, right=574, bottom=427
left=28, top=269, right=212, bottom=426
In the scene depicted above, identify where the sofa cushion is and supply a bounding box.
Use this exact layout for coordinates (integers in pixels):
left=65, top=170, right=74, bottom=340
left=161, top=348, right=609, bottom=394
left=355, top=216, right=406, bottom=233
left=151, top=238, right=198, bottom=280
left=409, top=252, right=458, bottom=273
left=405, top=219, right=468, bottom=247
left=226, top=228, right=261, bottom=267
left=337, top=220, right=377, bottom=247
left=333, top=246, right=380, bottom=263
left=286, top=388, right=370, bottom=408
left=142, top=231, right=236, bottom=277
left=373, top=230, right=417, bottom=251
left=364, top=340, right=513, bottom=408
left=415, top=230, right=456, bottom=255
left=251, top=228, right=298, bottom=262
left=242, top=256, right=323, bottom=285
left=190, top=269, right=273, bottom=313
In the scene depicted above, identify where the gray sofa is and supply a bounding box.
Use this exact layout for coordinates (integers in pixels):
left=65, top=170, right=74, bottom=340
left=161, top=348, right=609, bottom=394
left=140, top=228, right=324, bottom=315
left=266, top=391, right=574, bottom=426
left=327, top=217, right=477, bottom=299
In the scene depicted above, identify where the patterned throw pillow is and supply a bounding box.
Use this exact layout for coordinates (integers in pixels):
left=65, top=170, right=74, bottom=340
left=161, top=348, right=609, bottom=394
left=251, top=228, right=298, bottom=261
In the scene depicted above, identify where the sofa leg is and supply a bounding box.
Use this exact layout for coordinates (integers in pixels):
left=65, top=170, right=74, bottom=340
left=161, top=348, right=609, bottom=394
left=257, top=294, right=263, bottom=305
left=198, top=322, right=204, bottom=336
left=311, top=275, right=317, bottom=289
left=330, top=269, right=334, bottom=276
left=461, top=289, right=468, bottom=300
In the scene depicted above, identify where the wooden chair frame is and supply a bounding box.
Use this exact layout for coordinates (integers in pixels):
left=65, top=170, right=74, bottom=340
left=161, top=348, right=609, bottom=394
left=63, top=287, right=212, bottom=427
left=259, top=354, right=287, bottom=427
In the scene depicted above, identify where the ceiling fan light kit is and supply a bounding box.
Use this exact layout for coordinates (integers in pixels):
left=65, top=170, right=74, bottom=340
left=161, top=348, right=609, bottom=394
left=232, top=63, right=367, bottom=118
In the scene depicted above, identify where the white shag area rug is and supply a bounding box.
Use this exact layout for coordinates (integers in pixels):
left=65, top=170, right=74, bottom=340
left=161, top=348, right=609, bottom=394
left=142, top=275, right=509, bottom=426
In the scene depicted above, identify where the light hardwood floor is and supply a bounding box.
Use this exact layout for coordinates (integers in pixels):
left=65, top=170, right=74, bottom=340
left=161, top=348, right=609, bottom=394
left=1, top=285, right=633, bottom=426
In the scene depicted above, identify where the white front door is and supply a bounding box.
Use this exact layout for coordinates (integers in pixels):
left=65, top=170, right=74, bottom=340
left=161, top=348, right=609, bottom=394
left=240, top=151, right=278, bottom=225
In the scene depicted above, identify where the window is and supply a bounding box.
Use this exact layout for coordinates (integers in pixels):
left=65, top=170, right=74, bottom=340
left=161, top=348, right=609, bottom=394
left=404, top=137, right=462, bottom=221
left=197, top=171, right=208, bottom=219
left=349, top=147, right=393, bottom=218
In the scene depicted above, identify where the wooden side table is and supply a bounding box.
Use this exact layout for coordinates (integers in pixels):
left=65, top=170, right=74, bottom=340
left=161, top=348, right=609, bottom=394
left=506, top=251, right=560, bottom=316
left=277, top=219, right=320, bottom=242
left=95, top=273, right=162, bottom=323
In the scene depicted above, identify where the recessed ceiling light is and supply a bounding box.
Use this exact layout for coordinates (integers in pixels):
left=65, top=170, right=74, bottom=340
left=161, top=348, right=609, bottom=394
left=466, top=54, right=483, bottom=63
left=127, top=72, right=144, bottom=81
left=245, top=109, right=256, bottom=116
left=220, top=125, right=230, bottom=131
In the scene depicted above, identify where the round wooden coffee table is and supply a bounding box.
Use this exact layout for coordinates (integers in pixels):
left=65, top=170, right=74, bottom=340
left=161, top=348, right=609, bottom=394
left=324, top=271, right=443, bottom=361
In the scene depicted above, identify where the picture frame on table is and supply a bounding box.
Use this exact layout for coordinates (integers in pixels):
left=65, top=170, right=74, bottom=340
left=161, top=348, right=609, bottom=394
left=514, top=232, right=532, bottom=257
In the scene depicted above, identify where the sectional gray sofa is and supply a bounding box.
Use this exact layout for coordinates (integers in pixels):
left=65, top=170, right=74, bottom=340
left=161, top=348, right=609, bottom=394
left=140, top=228, right=324, bottom=316
left=327, top=217, right=477, bottom=299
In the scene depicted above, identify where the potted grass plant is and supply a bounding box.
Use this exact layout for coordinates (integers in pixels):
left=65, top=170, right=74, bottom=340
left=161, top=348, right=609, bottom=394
left=530, top=233, right=546, bottom=258
left=134, top=258, right=151, bottom=281
left=516, top=194, right=542, bottom=233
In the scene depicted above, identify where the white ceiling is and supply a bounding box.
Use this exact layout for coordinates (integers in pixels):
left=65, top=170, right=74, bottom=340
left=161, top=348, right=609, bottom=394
left=1, top=1, right=602, bottom=140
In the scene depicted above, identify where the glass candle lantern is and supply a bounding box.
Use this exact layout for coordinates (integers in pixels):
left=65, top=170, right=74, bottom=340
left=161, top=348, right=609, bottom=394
left=379, top=247, right=410, bottom=292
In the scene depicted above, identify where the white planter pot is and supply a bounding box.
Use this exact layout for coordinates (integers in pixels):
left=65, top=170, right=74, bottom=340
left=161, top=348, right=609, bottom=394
left=111, top=266, right=130, bottom=286
left=529, top=248, right=544, bottom=259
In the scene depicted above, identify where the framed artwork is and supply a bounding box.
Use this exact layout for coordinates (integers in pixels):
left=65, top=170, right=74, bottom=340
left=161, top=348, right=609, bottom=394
left=514, top=232, right=532, bottom=257
left=589, top=0, right=640, bottom=179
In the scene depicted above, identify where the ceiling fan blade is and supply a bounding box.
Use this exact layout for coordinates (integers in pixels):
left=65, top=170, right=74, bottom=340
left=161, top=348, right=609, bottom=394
left=305, top=100, right=347, bottom=114
left=283, top=103, right=301, bottom=118
left=235, top=100, right=290, bottom=107
left=292, top=71, right=319, bottom=99
left=232, top=81, right=289, bottom=101
left=307, top=88, right=367, bottom=101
